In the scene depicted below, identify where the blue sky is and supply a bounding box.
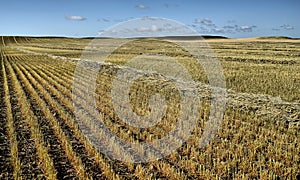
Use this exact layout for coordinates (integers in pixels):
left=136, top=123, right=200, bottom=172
left=1, top=0, right=299, bottom=38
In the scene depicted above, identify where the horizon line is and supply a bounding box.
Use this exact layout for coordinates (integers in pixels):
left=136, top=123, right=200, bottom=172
left=1, top=35, right=300, bottom=40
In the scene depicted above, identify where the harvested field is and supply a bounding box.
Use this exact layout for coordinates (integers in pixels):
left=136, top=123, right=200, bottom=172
left=0, top=36, right=299, bottom=179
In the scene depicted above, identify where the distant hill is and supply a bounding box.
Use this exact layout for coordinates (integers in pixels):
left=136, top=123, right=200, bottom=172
left=2, top=35, right=300, bottom=44
left=158, top=35, right=228, bottom=40
left=83, top=35, right=228, bottom=40
left=256, top=36, right=300, bottom=40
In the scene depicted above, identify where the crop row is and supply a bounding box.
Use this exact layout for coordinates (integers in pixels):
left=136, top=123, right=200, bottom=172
left=10, top=49, right=299, bottom=178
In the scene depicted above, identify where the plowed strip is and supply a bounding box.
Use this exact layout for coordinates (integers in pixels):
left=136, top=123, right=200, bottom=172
left=4, top=56, right=56, bottom=179
left=0, top=54, right=15, bottom=179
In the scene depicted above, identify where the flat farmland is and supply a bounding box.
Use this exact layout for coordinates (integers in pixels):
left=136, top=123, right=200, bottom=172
left=0, top=36, right=299, bottom=179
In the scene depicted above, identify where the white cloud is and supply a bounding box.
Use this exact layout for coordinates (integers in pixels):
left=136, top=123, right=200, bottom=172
left=102, top=18, right=110, bottom=22
left=135, top=4, right=148, bottom=9
left=236, top=25, right=257, bottom=32
left=192, top=17, right=258, bottom=35
left=280, top=24, right=294, bottom=30
left=141, top=16, right=158, bottom=21
left=194, top=18, right=215, bottom=27
left=65, top=15, right=86, bottom=21
left=223, top=25, right=236, bottom=29
left=272, top=28, right=280, bottom=31
left=212, top=28, right=225, bottom=33
left=227, top=20, right=236, bottom=24
left=136, top=25, right=161, bottom=32
left=194, top=18, right=211, bottom=24
left=163, top=3, right=179, bottom=8
left=151, top=25, right=159, bottom=32
left=97, top=18, right=110, bottom=22
left=240, top=26, right=253, bottom=32
left=193, top=17, right=258, bottom=35
left=97, top=30, right=105, bottom=35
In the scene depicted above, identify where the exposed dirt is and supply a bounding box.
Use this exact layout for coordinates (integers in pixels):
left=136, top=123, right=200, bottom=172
left=11, top=61, right=79, bottom=179
left=5, top=59, right=45, bottom=179
left=0, top=58, right=14, bottom=179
